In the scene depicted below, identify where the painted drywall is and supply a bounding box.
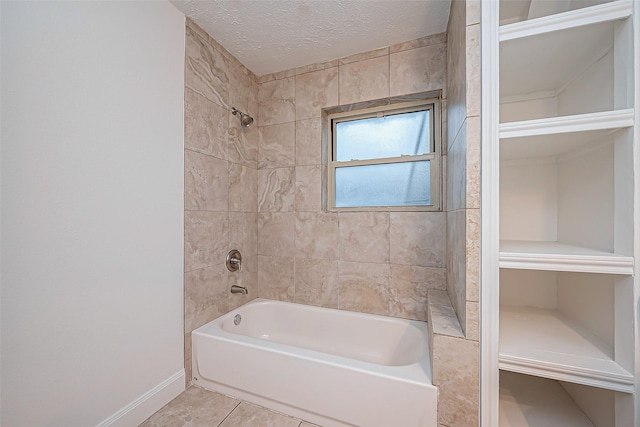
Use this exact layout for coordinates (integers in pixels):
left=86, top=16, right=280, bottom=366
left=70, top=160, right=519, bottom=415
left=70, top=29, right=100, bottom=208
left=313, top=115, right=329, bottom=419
left=1, top=2, right=185, bottom=425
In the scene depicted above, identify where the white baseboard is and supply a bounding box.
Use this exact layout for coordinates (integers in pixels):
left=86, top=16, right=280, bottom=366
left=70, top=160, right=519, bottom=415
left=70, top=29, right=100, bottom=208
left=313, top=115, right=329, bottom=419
left=96, top=369, right=185, bottom=427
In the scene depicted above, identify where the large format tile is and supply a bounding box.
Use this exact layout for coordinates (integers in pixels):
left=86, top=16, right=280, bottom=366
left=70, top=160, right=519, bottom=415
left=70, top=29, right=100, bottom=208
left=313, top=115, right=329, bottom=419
left=390, top=212, right=446, bottom=268
left=258, top=122, right=296, bottom=168
left=258, top=77, right=295, bottom=126
left=184, top=211, right=228, bottom=272
left=338, top=212, right=389, bottom=264
left=140, top=386, right=239, bottom=427
left=295, top=67, right=339, bottom=120
left=295, top=258, right=340, bottom=309
left=295, top=118, right=322, bottom=166
left=390, top=43, right=446, bottom=97
left=257, top=212, right=295, bottom=256
left=229, top=163, right=257, bottom=213
left=295, top=212, right=339, bottom=260
left=228, top=115, right=258, bottom=169
left=338, top=261, right=390, bottom=316
left=185, top=26, right=229, bottom=109
left=339, top=56, right=389, bottom=105
left=258, top=255, right=295, bottom=302
left=219, top=402, right=301, bottom=427
left=185, top=88, right=228, bottom=160
left=258, top=168, right=295, bottom=212
left=184, top=264, right=229, bottom=332
left=295, top=165, right=322, bottom=212
left=389, top=265, right=446, bottom=321
left=185, top=150, right=228, bottom=211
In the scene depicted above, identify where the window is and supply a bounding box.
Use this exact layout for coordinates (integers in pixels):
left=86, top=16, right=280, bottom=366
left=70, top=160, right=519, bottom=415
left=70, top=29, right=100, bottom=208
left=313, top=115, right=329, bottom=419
left=327, top=99, right=441, bottom=211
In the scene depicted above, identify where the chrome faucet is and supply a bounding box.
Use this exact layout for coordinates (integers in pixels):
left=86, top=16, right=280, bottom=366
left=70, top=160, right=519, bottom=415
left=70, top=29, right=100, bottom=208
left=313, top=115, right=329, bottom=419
left=231, top=285, right=248, bottom=295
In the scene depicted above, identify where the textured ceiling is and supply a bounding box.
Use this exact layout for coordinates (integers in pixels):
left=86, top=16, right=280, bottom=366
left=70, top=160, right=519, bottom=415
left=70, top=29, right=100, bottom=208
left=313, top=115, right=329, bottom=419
left=171, top=0, right=452, bottom=76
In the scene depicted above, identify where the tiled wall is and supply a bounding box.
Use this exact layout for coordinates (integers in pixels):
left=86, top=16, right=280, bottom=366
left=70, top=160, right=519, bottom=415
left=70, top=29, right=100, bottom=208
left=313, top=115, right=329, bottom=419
left=255, top=33, right=448, bottom=320
left=436, top=0, right=481, bottom=426
left=183, top=20, right=259, bottom=385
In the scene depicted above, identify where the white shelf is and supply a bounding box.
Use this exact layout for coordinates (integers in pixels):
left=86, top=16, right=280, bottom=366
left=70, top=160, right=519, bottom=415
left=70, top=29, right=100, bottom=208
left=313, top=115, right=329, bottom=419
left=499, top=240, right=635, bottom=274
left=500, top=107, right=633, bottom=140
left=500, top=371, right=594, bottom=427
left=500, top=0, right=632, bottom=42
left=499, top=306, right=634, bottom=392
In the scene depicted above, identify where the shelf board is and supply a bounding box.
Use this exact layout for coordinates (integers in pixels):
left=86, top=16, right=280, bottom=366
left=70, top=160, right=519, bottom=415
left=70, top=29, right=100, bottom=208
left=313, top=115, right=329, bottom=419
left=500, top=371, right=594, bottom=427
left=499, top=240, right=634, bottom=275
left=500, top=0, right=632, bottom=42
left=499, top=306, right=634, bottom=393
left=500, top=108, right=634, bottom=139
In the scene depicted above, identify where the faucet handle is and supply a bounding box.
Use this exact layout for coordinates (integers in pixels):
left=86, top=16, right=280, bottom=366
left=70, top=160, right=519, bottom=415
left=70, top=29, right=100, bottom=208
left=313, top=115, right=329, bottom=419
left=226, top=249, right=242, bottom=272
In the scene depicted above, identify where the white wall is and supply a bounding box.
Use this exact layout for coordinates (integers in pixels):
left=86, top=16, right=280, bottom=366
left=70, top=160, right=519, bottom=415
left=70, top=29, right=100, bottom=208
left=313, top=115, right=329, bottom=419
left=1, top=2, right=185, bottom=426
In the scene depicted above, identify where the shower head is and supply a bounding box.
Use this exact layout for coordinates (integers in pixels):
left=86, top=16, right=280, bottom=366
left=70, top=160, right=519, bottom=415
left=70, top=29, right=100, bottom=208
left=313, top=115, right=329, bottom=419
left=231, top=107, right=254, bottom=128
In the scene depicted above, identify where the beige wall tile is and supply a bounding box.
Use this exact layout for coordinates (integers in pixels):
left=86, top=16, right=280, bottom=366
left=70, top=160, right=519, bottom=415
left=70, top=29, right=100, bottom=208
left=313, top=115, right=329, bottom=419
left=466, top=208, right=480, bottom=303
left=294, top=59, right=339, bottom=76
left=295, top=67, right=338, bottom=120
left=184, top=264, right=229, bottom=332
left=339, top=212, right=389, bottom=264
left=390, top=212, right=446, bottom=267
left=295, top=165, right=322, bottom=212
left=229, top=163, right=257, bottom=212
left=446, top=0, right=467, bottom=150
left=390, top=43, right=446, bottom=97
left=258, top=167, right=295, bottom=212
left=185, top=88, right=228, bottom=159
left=258, top=68, right=297, bottom=85
left=466, top=301, right=479, bottom=341
left=296, top=118, right=322, bottom=166
left=466, top=0, right=480, bottom=25
left=185, top=211, right=229, bottom=272
left=429, top=289, right=453, bottom=306
left=257, top=212, right=295, bottom=256
left=432, top=335, right=479, bottom=427
left=184, top=332, right=192, bottom=386
left=447, top=120, right=467, bottom=212
left=339, top=56, right=389, bottom=105
left=185, top=150, right=229, bottom=211
left=258, top=77, right=295, bottom=126
left=389, top=265, right=446, bottom=320
left=295, top=258, right=340, bottom=309
left=466, top=114, right=480, bottom=210
left=339, top=46, right=388, bottom=65
left=390, top=32, right=447, bottom=54
left=429, top=302, right=464, bottom=338
left=338, top=261, right=390, bottom=316
left=228, top=61, right=257, bottom=115
left=258, top=122, right=296, bottom=168
left=446, top=209, right=467, bottom=333
left=228, top=117, right=258, bottom=169
left=185, top=26, right=229, bottom=109
left=466, top=24, right=481, bottom=118
left=258, top=255, right=294, bottom=302
left=295, top=212, right=339, bottom=260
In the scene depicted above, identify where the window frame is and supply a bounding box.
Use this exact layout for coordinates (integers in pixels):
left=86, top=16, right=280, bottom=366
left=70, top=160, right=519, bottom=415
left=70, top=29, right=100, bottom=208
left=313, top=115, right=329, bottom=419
left=326, top=98, right=442, bottom=212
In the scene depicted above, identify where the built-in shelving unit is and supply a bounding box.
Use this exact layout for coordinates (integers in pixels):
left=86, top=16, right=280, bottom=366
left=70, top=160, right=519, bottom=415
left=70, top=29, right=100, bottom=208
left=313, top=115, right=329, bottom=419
left=484, top=0, right=639, bottom=425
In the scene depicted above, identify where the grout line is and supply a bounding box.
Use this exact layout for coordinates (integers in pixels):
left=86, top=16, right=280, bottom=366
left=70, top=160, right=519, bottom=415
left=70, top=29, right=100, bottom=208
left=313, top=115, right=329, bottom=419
left=216, top=401, right=242, bottom=427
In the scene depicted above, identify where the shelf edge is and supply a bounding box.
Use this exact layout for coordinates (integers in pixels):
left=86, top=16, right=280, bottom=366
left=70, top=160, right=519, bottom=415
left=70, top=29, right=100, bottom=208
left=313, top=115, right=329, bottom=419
left=499, top=355, right=635, bottom=393
left=499, top=109, right=635, bottom=139
left=499, top=253, right=635, bottom=275
left=500, top=0, right=633, bottom=42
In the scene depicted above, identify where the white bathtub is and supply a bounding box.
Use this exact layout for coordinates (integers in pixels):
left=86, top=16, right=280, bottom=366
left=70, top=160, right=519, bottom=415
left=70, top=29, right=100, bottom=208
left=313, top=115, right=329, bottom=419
left=192, top=298, right=437, bottom=427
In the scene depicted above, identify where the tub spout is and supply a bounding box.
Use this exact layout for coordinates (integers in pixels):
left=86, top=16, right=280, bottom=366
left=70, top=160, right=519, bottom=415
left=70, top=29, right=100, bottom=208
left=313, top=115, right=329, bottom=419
left=231, top=285, right=248, bottom=295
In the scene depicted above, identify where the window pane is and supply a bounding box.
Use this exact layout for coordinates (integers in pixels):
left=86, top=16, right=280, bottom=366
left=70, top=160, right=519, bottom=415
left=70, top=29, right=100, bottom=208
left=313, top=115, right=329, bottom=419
left=335, top=161, right=431, bottom=207
left=335, top=110, right=430, bottom=161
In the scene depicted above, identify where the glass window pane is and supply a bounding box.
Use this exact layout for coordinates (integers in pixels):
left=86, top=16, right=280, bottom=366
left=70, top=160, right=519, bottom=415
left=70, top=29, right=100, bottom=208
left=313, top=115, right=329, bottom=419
left=335, top=110, right=431, bottom=161
left=335, top=161, right=431, bottom=207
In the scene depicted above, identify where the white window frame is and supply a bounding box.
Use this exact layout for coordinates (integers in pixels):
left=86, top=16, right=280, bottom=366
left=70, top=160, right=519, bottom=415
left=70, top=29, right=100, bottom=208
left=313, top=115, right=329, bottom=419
left=327, top=98, right=442, bottom=212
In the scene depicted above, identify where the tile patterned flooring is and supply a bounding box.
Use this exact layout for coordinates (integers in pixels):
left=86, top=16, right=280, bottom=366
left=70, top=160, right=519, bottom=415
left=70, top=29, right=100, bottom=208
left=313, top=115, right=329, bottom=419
left=140, top=386, right=320, bottom=427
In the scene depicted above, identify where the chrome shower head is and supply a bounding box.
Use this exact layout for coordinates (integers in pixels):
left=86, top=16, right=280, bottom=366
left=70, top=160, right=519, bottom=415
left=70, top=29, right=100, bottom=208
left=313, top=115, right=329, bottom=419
left=231, top=107, right=254, bottom=128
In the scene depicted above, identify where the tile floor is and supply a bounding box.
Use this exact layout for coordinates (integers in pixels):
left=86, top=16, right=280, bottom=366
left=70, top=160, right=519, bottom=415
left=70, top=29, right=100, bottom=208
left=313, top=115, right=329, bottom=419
left=140, top=386, right=321, bottom=427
